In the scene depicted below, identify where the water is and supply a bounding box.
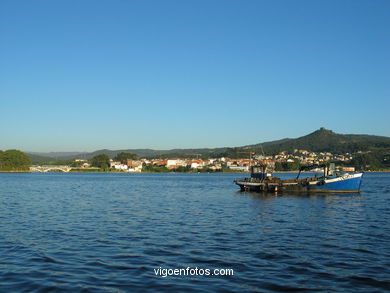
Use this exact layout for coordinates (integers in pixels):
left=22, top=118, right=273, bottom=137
left=0, top=172, right=389, bottom=292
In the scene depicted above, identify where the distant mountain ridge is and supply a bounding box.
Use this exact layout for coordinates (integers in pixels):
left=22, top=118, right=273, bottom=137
left=26, top=128, right=390, bottom=163
left=248, top=128, right=390, bottom=154
left=28, top=151, right=88, bottom=158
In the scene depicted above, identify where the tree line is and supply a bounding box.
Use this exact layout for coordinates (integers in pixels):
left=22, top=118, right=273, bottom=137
left=0, top=150, right=32, bottom=171
left=90, top=152, right=138, bottom=170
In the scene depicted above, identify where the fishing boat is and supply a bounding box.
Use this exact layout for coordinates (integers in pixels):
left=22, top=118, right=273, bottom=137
left=234, top=163, right=363, bottom=193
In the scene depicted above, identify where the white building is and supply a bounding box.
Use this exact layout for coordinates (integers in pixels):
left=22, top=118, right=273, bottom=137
left=114, top=164, right=128, bottom=170
left=166, top=159, right=187, bottom=168
left=110, top=160, right=128, bottom=170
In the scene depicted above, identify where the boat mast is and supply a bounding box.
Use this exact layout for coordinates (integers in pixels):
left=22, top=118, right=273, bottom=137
left=238, top=151, right=255, bottom=171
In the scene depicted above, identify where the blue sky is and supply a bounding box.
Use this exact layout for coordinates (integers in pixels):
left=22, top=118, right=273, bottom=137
left=1, top=0, right=389, bottom=152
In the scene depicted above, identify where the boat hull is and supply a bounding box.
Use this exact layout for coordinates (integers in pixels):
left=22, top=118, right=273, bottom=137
left=235, top=173, right=363, bottom=193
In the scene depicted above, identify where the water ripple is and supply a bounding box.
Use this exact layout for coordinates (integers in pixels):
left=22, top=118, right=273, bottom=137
left=0, top=172, right=389, bottom=292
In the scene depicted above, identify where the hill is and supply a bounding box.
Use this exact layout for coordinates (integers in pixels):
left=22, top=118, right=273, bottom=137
left=27, top=153, right=56, bottom=164
left=26, top=128, right=390, bottom=168
left=247, top=128, right=390, bottom=155
left=28, top=148, right=229, bottom=160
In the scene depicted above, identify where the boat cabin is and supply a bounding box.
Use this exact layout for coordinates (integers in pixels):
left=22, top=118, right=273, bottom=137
left=250, top=165, right=272, bottom=180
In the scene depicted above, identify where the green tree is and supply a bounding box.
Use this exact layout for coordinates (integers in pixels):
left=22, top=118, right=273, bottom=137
left=90, top=154, right=110, bottom=169
left=70, top=160, right=83, bottom=167
left=142, top=164, right=169, bottom=173
left=114, top=152, right=138, bottom=163
left=274, top=159, right=300, bottom=171
left=350, top=152, right=383, bottom=170
left=275, top=162, right=284, bottom=171
left=0, top=149, right=32, bottom=171
left=286, top=159, right=300, bottom=171
left=172, top=166, right=191, bottom=172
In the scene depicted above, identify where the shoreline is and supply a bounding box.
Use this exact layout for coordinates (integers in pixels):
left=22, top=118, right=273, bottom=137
left=1, top=170, right=390, bottom=174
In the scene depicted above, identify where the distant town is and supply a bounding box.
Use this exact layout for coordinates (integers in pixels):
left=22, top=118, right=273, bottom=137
left=29, top=149, right=360, bottom=173
left=1, top=128, right=389, bottom=172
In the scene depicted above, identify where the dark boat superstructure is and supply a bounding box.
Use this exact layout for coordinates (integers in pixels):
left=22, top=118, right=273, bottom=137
left=234, top=163, right=363, bottom=193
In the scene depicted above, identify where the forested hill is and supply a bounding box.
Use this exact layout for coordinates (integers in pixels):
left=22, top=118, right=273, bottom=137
left=0, top=150, right=31, bottom=171
left=247, top=128, right=390, bottom=155
left=26, top=128, right=390, bottom=162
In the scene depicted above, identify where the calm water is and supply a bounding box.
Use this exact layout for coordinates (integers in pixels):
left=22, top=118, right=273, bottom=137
left=0, top=172, right=389, bottom=292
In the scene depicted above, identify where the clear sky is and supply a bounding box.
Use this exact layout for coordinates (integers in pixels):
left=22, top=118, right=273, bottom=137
left=1, top=0, right=389, bottom=152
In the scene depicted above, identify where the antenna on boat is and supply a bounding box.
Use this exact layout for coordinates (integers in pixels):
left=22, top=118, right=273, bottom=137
left=260, top=144, right=265, bottom=157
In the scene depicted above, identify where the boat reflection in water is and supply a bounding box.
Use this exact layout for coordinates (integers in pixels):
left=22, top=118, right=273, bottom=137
left=234, top=163, right=363, bottom=193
